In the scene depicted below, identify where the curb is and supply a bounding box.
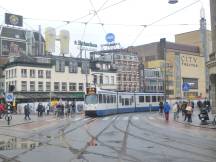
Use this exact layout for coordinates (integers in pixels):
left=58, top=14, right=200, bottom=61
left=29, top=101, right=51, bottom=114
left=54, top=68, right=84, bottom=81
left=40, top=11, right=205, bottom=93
left=175, top=120, right=216, bottom=129
left=0, top=120, right=36, bottom=127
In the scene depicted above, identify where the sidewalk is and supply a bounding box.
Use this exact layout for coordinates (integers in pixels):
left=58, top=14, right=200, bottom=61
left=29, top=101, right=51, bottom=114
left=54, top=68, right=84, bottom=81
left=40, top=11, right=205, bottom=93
left=174, top=108, right=216, bottom=129
left=0, top=114, right=56, bottom=127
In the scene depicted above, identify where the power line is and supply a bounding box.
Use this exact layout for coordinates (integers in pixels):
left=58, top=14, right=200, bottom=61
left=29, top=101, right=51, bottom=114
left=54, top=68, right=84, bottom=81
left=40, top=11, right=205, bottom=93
left=130, top=0, right=201, bottom=45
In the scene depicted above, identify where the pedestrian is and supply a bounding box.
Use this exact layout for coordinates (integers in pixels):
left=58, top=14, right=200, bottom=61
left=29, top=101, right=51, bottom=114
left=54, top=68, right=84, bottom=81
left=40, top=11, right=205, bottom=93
left=172, top=102, right=178, bottom=121
left=45, top=103, right=50, bottom=115
left=24, top=103, right=31, bottom=120
left=163, top=101, right=171, bottom=121
left=159, top=100, right=163, bottom=114
left=0, top=102, right=5, bottom=119
left=37, top=103, right=43, bottom=117
left=185, top=103, right=193, bottom=123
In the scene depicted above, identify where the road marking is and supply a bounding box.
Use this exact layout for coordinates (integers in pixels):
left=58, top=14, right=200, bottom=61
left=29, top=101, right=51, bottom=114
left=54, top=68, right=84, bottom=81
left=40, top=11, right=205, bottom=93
left=132, top=116, right=139, bottom=120
left=123, top=117, right=128, bottom=120
left=73, top=117, right=82, bottom=121
left=149, top=117, right=154, bottom=120
left=84, top=118, right=90, bottom=121
left=103, top=117, right=110, bottom=120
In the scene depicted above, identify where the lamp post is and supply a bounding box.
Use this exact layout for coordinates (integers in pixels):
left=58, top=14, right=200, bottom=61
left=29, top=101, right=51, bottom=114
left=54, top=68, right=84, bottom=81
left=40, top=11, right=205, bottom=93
left=168, top=0, right=178, bottom=4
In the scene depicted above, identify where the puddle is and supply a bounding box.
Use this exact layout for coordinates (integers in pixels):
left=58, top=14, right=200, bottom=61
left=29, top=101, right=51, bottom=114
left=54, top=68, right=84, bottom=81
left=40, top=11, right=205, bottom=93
left=0, top=135, right=42, bottom=151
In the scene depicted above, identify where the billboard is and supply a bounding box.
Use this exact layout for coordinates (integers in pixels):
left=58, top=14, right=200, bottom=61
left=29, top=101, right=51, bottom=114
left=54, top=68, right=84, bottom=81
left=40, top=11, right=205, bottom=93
left=1, top=40, right=26, bottom=56
left=5, top=13, right=23, bottom=27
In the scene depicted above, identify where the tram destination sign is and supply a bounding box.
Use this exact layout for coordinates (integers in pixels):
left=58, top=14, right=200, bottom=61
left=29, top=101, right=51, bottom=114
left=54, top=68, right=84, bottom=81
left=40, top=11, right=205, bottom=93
left=86, top=87, right=96, bottom=95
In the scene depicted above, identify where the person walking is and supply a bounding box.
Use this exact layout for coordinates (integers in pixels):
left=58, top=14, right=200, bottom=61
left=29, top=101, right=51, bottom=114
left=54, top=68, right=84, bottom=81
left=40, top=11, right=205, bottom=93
left=163, top=102, right=171, bottom=121
left=159, top=101, right=163, bottom=114
left=185, top=103, right=193, bottom=123
left=172, top=102, right=178, bottom=121
left=24, top=103, right=31, bottom=120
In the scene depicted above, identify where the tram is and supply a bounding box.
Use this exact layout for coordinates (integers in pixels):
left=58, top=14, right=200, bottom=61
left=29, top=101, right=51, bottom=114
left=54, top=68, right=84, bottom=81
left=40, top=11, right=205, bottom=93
left=84, top=88, right=164, bottom=117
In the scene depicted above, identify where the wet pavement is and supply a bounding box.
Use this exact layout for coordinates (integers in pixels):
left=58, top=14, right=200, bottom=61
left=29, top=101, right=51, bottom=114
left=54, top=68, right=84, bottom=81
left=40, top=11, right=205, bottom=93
left=0, top=112, right=215, bottom=162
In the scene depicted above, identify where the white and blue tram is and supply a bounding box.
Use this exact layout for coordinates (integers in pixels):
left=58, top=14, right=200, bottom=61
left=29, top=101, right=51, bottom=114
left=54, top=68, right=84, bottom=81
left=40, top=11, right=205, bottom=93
left=84, top=88, right=164, bottom=117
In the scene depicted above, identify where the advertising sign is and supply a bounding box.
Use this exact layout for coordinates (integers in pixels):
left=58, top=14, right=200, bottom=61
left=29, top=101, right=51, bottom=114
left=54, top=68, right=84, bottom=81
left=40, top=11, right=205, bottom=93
left=5, top=13, right=23, bottom=27
left=182, top=83, right=190, bottom=91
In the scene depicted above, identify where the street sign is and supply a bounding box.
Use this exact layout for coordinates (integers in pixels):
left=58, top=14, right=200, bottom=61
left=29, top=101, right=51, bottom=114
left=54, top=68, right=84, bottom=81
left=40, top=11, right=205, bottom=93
left=5, top=93, right=14, bottom=102
left=105, top=33, right=115, bottom=43
left=182, top=83, right=190, bottom=91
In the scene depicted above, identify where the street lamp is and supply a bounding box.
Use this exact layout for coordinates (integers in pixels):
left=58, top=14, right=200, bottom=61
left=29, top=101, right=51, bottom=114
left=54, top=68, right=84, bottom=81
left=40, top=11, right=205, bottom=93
left=169, top=0, right=178, bottom=4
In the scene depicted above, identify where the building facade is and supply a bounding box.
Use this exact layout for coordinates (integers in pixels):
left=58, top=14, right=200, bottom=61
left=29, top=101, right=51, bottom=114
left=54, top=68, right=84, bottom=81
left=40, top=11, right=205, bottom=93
left=90, top=49, right=139, bottom=92
left=208, top=0, right=216, bottom=114
left=129, top=39, right=206, bottom=100
left=3, top=55, right=117, bottom=102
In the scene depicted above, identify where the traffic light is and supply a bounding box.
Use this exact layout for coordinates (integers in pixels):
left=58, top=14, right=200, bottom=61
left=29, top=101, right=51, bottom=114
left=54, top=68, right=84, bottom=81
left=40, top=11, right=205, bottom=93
left=9, top=85, right=15, bottom=92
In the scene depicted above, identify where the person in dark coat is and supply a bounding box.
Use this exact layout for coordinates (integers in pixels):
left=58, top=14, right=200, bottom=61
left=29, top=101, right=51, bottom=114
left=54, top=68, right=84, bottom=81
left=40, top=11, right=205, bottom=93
left=24, top=103, right=31, bottom=120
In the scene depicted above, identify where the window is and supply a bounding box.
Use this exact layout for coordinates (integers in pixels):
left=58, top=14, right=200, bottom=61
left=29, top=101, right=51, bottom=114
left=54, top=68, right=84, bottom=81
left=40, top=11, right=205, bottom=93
left=93, top=75, right=97, bottom=85
left=183, top=78, right=198, bottom=89
left=146, top=96, right=151, bottom=102
left=38, top=82, right=43, bottom=91
left=99, top=75, right=103, bottom=84
left=139, top=96, right=144, bottom=103
left=46, top=82, right=51, bottom=91
left=69, top=61, right=78, bottom=73
left=99, top=94, right=103, bottom=103
left=38, top=70, right=43, bottom=78
left=81, top=62, right=89, bottom=74
left=111, top=76, right=114, bottom=84
left=152, top=96, right=157, bottom=102
left=21, top=69, right=27, bottom=78
left=56, top=60, right=65, bottom=72
left=62, top=82, right=67, bottom=91
left=30, top=81, right=35, bottom=91
left=69, top=83, right=76, bottom=91
left=105, top=76, right=109, bottom=84
left=54, top=82, right=60, bottom=91
left=21, top=81, right=27, bottom=91
left=78, top=83, right=83, bottom=91
left=30, top=69, right=35, bottom=78
left=46, top=70, right=51, bottom=79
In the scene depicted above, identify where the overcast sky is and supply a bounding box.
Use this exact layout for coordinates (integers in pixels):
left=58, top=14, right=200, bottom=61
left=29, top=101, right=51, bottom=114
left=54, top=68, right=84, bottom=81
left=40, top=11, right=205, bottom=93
left=0, top=0, right=210, bottom=56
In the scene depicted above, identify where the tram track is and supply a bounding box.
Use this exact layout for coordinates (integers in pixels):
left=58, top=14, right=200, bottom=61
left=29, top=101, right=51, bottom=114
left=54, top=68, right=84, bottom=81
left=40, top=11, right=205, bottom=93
left=0, top=117, right=97, bottom=162
left=83, top=115, right=144, bottom=162
left=130, top=117, right=216, bottom=152
left=112, top=116, right=216, bottom=162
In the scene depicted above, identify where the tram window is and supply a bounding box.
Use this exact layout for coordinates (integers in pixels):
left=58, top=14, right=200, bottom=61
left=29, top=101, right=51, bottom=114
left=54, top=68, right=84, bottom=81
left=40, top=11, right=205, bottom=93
left=103, top=94, right=106, bottom=103
left=131, top=96, right=134, bottom=103
left=157, top=96, right=161, bottom=102
left=146, top=96, right=151, bottom=102
left=139, top=96, right=144, bottom=103
left=113, top=96, right=116, bottom=103
left=119, top=96, right=122, bottom=103
left=122, top=98, right=124, bottom=106
left=152, top=96, right=157, bottom=102
left=111, top=95, right=114, bottom=103
left=107, top=95, right=110, bottom=103
left=99, top=94, right=103, bottom=103
left=125, top=98, right=129, bottom=105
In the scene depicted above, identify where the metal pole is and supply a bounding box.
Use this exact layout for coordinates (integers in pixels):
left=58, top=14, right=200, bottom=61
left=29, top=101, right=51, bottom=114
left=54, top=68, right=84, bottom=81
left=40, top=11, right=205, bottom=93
left=164, top=46, right=167, bottom=102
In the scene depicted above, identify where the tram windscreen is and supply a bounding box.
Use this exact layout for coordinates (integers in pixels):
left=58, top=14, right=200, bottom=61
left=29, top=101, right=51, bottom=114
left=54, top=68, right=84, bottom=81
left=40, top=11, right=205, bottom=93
left=85, top=95, right=97, bottom=104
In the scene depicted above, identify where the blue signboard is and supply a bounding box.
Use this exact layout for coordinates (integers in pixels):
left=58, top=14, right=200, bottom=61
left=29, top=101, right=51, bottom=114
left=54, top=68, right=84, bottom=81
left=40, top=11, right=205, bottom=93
left=5, top=93, right=14, bottom=102
left=105, top=33, right=115, bottom=43
left=182, top=83, right=190, bottom=91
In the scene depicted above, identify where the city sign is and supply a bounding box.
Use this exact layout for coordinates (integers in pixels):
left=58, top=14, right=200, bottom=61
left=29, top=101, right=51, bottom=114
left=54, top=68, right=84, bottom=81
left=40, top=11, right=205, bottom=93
left=105, top=33, right=115, bottom=43
left=74, top=40, right=97, bottom=48
left=182, top=83, right=190, bottom=91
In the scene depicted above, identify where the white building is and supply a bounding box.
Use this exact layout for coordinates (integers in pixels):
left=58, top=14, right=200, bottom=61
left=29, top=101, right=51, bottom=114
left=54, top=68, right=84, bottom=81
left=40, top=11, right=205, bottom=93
left=3, top=55, right=117, bottom=102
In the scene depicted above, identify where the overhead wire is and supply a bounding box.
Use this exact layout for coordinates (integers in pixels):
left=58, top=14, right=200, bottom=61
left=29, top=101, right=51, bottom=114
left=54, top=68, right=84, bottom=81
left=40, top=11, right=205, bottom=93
left=130, top=0, right=201, bottom=46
